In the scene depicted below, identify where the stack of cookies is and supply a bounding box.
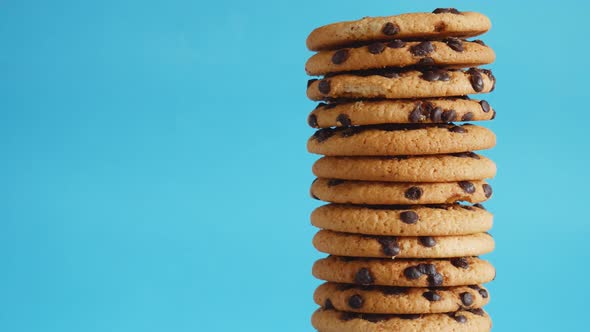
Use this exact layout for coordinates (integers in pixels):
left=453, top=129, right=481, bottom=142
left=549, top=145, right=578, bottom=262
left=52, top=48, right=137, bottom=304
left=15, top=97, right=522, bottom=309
left=305, top=9, right=497, bottom=332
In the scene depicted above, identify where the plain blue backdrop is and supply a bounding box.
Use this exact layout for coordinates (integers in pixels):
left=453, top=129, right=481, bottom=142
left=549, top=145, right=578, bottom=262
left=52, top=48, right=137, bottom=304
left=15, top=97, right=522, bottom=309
left=1, top=0, right=587, bottom=331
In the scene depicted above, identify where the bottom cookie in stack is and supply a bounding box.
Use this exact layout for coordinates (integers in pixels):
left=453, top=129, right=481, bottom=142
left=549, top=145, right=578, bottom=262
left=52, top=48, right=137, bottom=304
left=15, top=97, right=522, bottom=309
left=310, top=203, right=495, bottom=332
left=312, top=308, right=492, bottom=332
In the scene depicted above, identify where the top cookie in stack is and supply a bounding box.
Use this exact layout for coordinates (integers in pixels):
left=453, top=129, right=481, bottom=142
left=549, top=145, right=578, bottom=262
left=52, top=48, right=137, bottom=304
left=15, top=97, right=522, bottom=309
left=305, top=8, right=497, bottom=332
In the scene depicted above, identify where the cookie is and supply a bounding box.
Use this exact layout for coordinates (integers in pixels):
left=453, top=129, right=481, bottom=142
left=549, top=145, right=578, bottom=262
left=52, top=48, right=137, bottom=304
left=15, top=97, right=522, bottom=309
left=312, top=154, right=496, bottom=182
left=312, top=308, right=491, bottom=332
left=312, top=256, right=496, bottom=287
left=307, top=98, right=495, bottom=128
left=311, top=204, right=493, bottom=236
left=311, top=178, right=493, bottom=205
left=313, top=230, right=494, bottom=258
left=308, top=124, right=496, bottom=156
left=307, top=68, right=495, bottom=100
left=314, top=282, right=490, bottom=314
left=306, top=10, right=492, bottom=51
left=306, top=40, right=495, bottom=75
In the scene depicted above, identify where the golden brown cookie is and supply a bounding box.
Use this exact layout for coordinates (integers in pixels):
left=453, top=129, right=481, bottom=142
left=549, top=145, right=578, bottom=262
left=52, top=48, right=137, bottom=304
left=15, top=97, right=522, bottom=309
left=307, top=98, right=495, bottom=128
left=311, top=178, right=493, bottom=205
left=312, top=154, right=496, bottom=182
left=307, top=124, right=496, bottom=156
left=313, top=230, right=494, bottom=258
left=306, top=9, right=492, bottom=51
left=314, top=282, right=490, bottom=314
left=312, top=256, right=496, bottom=287
left=307, top=68, right=495, bottom=100
left=311, top=203, right=493, bottom=236
left=306, top=40, right=495, bottom=75
left=312, top=308, right=492, bottom=332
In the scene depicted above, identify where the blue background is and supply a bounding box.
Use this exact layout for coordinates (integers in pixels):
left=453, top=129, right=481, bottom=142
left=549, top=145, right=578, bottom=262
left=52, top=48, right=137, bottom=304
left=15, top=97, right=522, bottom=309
left=0, top=0, right=586, bottom=331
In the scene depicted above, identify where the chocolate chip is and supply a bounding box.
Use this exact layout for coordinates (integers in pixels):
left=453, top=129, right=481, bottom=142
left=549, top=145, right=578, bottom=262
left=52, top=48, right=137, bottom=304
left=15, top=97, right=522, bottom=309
left=328, top=179, right=345, bottom=187
left=331, top=49, right=349, bottom=65
left=451, top=257, right=469, bottom=269
left=307, top=79, right=318, bottom=88
left=458, top=181, right=475, bottom=194
left=467, top=68, right=484, bottom=92
left=460, top=292, right=474, bottom=306
left=403, top=266, right=422, bottom=280
left=469, top=308, right=485, bottom=316
left=480, top=100, right=491, bottom=113
left=341, top=127, right=361, bottom=137
left=479, top=288, right=489, bottom=298
left=433, top=8, right=461, bottom=14
left=400, top=211, right=419, bottom=224
left=387, top=39, right=406, bottom=48
left=461, top=112, right=474, bottom=121
left=419, top=236, right=437, bottom=247
left=405, top=186, right=423, bottom=200
left=410, top=41, right=435, bottom=56
left=441, top=109, right=456, bottom=122
left=348, top=294, right=364, bottom=309
left=450, top=314, right=467, bottom=323
left=308, top=114, right=318, bottom=128
left=445, top=37, right=464, bottom=52
left=421, top=71, right=439, bottom=82
left=410, top=101, right=434, bottom=123
left=434, top=21, right=447, bottom=32
left=409, top=104, right=424, bottom=123
left=354, top=268, right=374, bottom=285
left=472, top=39, right=486, bottom=46
left=473, top=203, right=486, bottom=210
left=377, top=237, right=400, bottom=256
left=430, top=107, right=443, bottom=122
left=318, top=80, right=331, bottom=94
left=491, top=110, right=496, bottom=120
left=368, top=42, right=386, bottom=54
left=481, top=69, right=496, bottom=85
left=427, top=273, right=444, bottom=286
left=313, top=128, right=334, bottom=142
left=417, top=263, right=436, bottom=276
left=418, top=57, right=435, bottom=65
left=421, top=69, right=450, bottom=82
left=324, top=299, right=334, bottom=310
left=449, top=125, right=466, bottom=133
left=483, top=184, right=493, bottom=198
left=422, top=291, right=441, bottom=302
left=336, top=113, right=351, bottom=126
left=382, top=22, right=400, bottom=35
left=421, top=101, right=434, bottom=113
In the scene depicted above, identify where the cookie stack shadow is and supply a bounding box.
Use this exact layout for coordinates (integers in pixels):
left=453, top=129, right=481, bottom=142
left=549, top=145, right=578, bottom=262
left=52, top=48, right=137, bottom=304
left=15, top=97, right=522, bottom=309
left=305, top=9, right=497, bottom=332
